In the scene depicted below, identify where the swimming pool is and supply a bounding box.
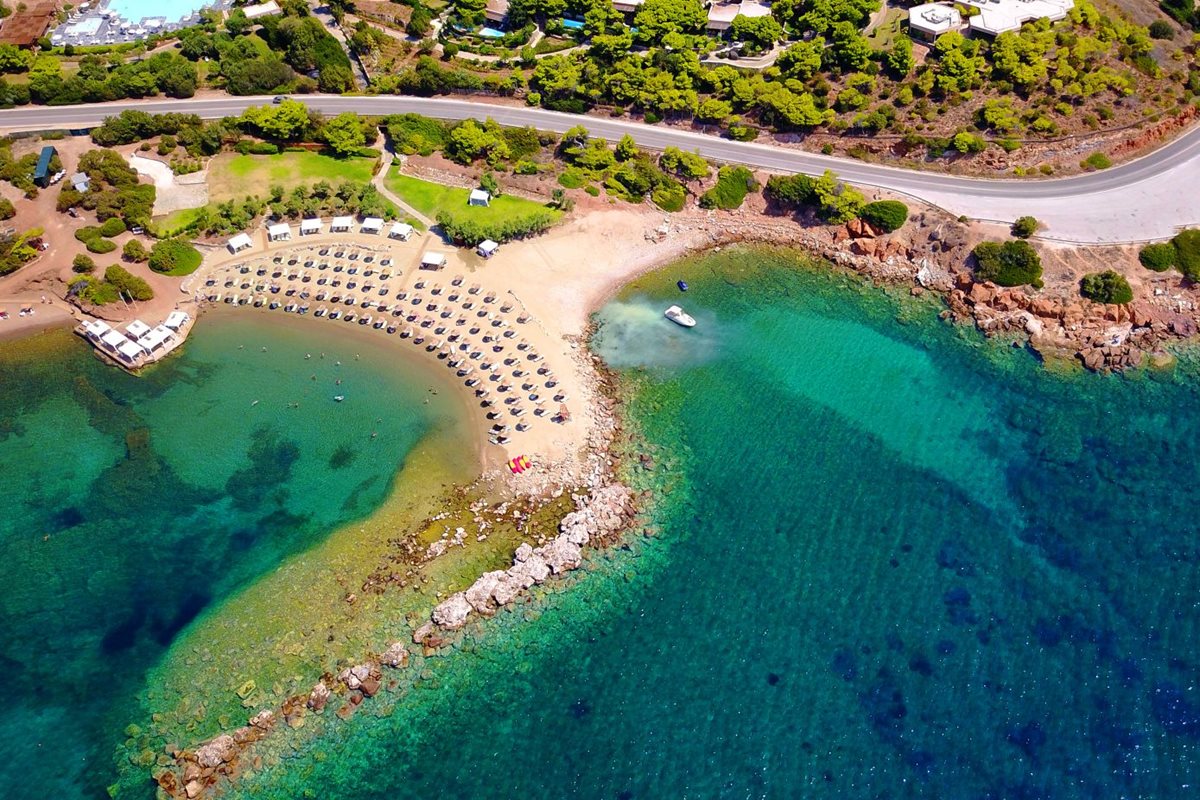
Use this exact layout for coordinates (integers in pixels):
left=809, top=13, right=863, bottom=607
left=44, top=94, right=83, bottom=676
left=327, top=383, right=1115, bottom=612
left=561, top=18, right=584, bottom=30
left=477, top=25, right=506, bottom=38
left=107, top=0, right=216, bottom=24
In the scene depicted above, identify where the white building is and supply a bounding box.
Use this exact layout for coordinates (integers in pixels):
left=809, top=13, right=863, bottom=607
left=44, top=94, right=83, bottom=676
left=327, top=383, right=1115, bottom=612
left=300, top=218, right=322, bottom=235
left=468, top=189, right=491, bottom=207
left=267, top=222, right=291, bottom=241
left=242, top=0, right=282, bottom=19
left=99, top=329, right=127, bottom=352
left=476, top=239, right=500, bottom=258
left=227, top=233, right=253, bottom=253
left=331, top=215, right=354, bottom=232
left=908, top=3, right=964, bottom=40
left=964, top=0, right=1074, bottom=36
left=116, top=338, right=146, bottom=363
left=707, top=0, right=772, bottom=32
left=361, top=217, right=384, bottom=234
left=389, top=221, right=414, bottom=241
left=83, top=319, right=112, bottom=341
left=140, top=326, right=175, bottom=352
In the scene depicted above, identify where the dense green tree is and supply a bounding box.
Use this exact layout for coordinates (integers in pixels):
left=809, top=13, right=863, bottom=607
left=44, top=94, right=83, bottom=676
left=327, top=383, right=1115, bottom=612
left=777, top=39, right=825, bottom=81
left=972, top=240, right=1043, bottom=286
left=1080, top=270, right=1133, bottom=304
left=1138, top=242, right=1176, bottom=272
left=860, top=200, right=908, bottom=232
left=729, top=14, right=784, bottom=49
left=633, top=0, right=708, bottom=42
left=322, top=112, right=367, bottom=156
left=240, top=100, right=312, bottom=141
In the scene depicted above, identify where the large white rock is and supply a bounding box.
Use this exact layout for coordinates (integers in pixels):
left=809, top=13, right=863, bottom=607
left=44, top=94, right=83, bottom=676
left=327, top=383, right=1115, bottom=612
left=432, top=592, right=473, bottom=629
left=507, top=553, right=549, bottom=587
left=491, top=573, right=524, bottom=606
left=539, top=537, right=583, bottom=574
left=513, top=542, right=534, bottom=563
left=380, top=642, right=409, bottom=668
left=465, top=570, right=507, bottom=614
left=195, top=734, right=236, bottom=768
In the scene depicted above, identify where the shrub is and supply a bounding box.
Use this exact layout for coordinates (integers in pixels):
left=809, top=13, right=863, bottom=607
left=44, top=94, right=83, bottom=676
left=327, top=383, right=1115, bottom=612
left=0, top=198, right=14, bottom=220
left=860, top=200, right=909, bottom=233
left=1149, top=20, right=1174, bottom=39
left=149, top=238, right=202, bottom=275
left=699, top=166, right=757, bottom=210
left=99, top=217, right=127, bottom=238
left=436, top=207, right=558, bottom=245
left=972, top=240, right=1043, bottom=287
left=650, top=180, right=686, bottom=212
left=1080, top=270, right=1134, bottom=304
left=86, top=238, right=118, bottom=254
left=122, top=239, right=149, bottom=263
left=75, top=226, right=102, bottom=242
left=1139, top=242, right=1177, bottom=272
left=1011, top=216, right=1039, bottom=238
left=104, top=264, right=154, bottom=301
left=1081, top=152, right=1112, bottom=170
left=72, top=253, right=96, bottom=273
left=1171, top=228, right=1200, bottom=280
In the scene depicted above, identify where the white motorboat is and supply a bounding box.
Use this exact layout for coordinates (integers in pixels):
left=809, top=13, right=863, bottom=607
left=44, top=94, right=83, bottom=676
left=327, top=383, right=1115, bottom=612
left=664, top=305, right=696, bottom=328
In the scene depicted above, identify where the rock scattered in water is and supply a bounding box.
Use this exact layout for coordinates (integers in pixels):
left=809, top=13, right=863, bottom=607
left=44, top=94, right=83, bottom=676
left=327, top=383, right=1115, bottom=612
left=195, top=734, right=236, bottom=769
left=379, top=642, right=409, bottom=668
left=431, top=593, right=473, bottom=629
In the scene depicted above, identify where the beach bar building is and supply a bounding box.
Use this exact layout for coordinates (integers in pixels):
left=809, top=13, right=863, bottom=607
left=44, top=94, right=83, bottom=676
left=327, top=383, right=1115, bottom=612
left=361, top=217, right=383, bottom=234
left=420, top=252, right=448, bottom=270
left=300, top=218, right=322, bottom=236
left=331, top=215, right=354, bottom=232
left=267, top=222, right=291, bottom=242
left=468, top=189, right=491, bottom=207
left=227, top=233, right=252, bottom=253
left=476, top=239, right=500, bottom=259
left=389, top=221, right=414, bottom=241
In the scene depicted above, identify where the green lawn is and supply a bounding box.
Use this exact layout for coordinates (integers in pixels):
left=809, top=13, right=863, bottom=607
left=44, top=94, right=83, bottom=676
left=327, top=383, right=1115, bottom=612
left=386, top=172, right=556, bottom=225
left=209, top=151, right=379, bottom=203
left=154, top=207, right=204, bottom=238
left=865, top=8, right=905, bottom=50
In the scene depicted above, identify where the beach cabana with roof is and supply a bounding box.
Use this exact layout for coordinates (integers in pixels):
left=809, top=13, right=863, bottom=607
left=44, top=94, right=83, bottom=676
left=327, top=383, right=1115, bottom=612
left=267, top=223, right=291, bottom=242
left=117, top=339, right=145, bottom=363
left=331, top=215, right=354, bottom=232
left=227, top=233, right=252, bottom=253
left=361, top=217, right=383, bottom=234
left=389, top=221, right=414, bottom=240
left=70, top=172, right=90, bottom=192
left=164, top=310, right=190, bottom=331
left=420, top=252, right=448, bottom=270
left=83, top=319, right=111, bottom=340
left=476, top=239, right=500, bottom=259
left=141, top=326, right=174, bottom=352
left=468, top=189, right=491, bottom=207
left=125, top=319, right=152, bottom=340
left=300, top=218, right=322, bottom=236
left=99, top=329, right=127, bottom=352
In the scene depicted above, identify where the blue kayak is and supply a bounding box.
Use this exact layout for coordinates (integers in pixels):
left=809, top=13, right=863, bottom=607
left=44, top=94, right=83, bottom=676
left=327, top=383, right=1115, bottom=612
left=677, top=280, right=689, bottom=292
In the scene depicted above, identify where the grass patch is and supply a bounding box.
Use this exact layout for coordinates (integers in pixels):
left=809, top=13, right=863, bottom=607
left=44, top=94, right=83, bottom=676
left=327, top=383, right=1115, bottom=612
left=154, top=207, right=205, bottom=238
left=386, top=173, right=560, bottom=231
left=865, top=8, right=905, bottom=50
left=699, top=166, right=757, bottom=210
left=208, top=151, right=378, bottom=203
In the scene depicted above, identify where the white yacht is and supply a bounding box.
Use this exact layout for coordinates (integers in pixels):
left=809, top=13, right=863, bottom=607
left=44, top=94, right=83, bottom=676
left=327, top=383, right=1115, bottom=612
left=664, top=305, right=696, bottom=328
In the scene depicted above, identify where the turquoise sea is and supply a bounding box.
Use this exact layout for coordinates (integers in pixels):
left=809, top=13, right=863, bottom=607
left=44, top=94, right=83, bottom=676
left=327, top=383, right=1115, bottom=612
left=224, top=248, right=1200, bottom=799
left=5, top=247, right=1200, bottom=798
left=0, top=310, right=462, bottom=800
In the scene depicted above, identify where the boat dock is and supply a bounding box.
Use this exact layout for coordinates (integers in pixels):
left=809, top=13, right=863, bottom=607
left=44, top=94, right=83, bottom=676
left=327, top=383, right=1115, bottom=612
left=75, top=309, right=195, bottom=372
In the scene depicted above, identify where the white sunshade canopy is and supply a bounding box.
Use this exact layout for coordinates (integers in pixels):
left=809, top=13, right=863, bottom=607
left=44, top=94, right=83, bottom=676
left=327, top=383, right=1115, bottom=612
left=421, top=252, right=447, bottom=267
left=331, top=215, right=354, bottom=230
left=227, top=233, right=253, bottom=251
left=469, top=189, right=490, bottom=204
left=267, top=223, right=291, bottom=239
left=300, top=218, right=322, bottom=233
left=477, top=239, right=500, bottom=254
left=361, top=217, right=383, bottom=232
left=125, top=319, right=152, bottom=339
left=141, top=326, right=174, bottom=350
left=390, top=222, right=414, bottom=238
left=84, top=319, right=111, bottom=338
left=100, top=329, right=127, bottom=349
left=164, top=310, right=189, bottom=330
left=117, top=339, right=145, bottom=360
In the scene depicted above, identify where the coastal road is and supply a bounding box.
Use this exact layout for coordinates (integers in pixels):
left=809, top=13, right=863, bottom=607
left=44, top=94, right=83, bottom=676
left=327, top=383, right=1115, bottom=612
left=3, top=95, right=1197, bottom=243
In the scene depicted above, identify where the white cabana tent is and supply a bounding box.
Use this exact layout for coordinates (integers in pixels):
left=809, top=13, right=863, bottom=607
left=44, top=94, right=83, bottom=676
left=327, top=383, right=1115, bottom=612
left=475, top=239, right=500, bottom=258
left=389, top=222, right=414, bottom=241
left=117, top=339, right=145, bottom=362
left=420, top=252, right=448, bottom=270
left=361, top=217, right=383, bottom=234
left=100, top=329, right=127, bottom=351
left=126, top=319, right=152, bottom=339
left=300, top=218, right=322, bottom=235
left=267, top=223, right=291, bottom=241
left=331, top=216, right=354, bottom=232
left=141, top=326, right=174, bottom=351
left=164, top=310, right=190, bottom=331
left=468, top=189, right=491, bottom=207
left=227, top=233, right=253, bottom=253
left=84, top=319, right=112, bottom=340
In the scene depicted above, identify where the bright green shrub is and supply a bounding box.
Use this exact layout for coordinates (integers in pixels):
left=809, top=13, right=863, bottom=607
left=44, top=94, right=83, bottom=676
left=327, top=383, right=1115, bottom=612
left=972, top=240, right=1043, bottom=287
left=860, top=200, right=909, bottom=232
left=1080, top=270, right=1134, bottom=304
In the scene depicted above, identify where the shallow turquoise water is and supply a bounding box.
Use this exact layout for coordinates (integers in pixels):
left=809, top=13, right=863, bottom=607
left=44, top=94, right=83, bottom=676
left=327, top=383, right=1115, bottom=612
left=226, top=248, right=1200, bottom=799
left=0, top=310, right=458, bottom=799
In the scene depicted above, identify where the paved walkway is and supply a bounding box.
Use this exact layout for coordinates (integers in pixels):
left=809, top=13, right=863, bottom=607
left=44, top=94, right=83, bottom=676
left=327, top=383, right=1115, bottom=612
left=372, top=148, right=434, bottom=227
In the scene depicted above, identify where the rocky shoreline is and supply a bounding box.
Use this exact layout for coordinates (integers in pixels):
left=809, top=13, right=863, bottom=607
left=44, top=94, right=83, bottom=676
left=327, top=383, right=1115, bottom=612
left=152, top=340, right=642, bottom=800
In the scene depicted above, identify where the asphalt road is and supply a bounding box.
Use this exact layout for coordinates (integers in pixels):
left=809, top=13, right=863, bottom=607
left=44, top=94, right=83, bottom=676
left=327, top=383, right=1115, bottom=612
left=2, top=95, right=1195, bottom=242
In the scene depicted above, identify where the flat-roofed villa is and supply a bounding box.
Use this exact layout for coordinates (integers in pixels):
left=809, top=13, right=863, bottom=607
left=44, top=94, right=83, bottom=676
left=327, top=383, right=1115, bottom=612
left=908, top=2, right=964, bottom=40
left=908, top=0, right=1074, bottom=38
left=707, top=0, right=772, bottom=32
